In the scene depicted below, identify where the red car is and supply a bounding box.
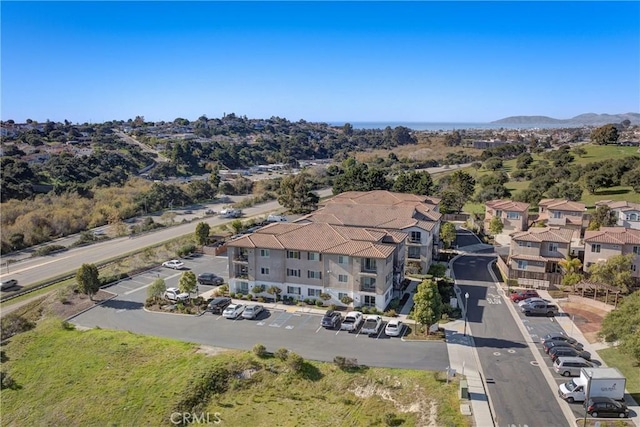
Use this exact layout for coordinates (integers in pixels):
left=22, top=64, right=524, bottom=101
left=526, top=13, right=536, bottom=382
left=510, top=289, right=539, bottom=303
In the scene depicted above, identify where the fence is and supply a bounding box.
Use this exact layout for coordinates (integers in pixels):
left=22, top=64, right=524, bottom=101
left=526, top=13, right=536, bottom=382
left=443, top=213, right=470, bottom=222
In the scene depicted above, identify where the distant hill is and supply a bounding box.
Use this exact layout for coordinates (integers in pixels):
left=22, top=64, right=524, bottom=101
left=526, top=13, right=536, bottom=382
left=492, top=112, right=640, bottom=126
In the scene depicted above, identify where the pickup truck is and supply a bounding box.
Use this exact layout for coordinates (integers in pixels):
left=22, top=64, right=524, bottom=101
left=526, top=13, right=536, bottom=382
left=360, top=315, right=383, bottom=335
left=340, top=311, right=364, bottom=332
left=521, top=301, right=559, bottom=317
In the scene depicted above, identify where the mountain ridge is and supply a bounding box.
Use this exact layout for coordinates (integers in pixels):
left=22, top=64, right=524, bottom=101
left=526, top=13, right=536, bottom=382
left=492, top=112, right=640, bottom=125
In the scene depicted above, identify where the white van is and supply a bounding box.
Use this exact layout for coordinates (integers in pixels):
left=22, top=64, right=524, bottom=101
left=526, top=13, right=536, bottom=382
left=266, top=214, right=287, bottom=223
left=554, top=356, right=593, bottom=377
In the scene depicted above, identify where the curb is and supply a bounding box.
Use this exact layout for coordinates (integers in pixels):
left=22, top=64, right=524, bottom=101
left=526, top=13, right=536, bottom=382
left=66, top=291, right=118, bottom=321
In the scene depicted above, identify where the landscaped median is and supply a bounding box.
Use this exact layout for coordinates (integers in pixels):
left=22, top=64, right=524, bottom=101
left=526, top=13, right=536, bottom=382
left=0, top=318, right=471, bottom=427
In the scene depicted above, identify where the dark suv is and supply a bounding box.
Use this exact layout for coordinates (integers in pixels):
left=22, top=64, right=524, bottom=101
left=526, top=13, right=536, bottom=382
left=584, top=397, right=629, bottom=418
left=549, top=346, right=591, bottom=362
left=197, top=273, right=224, bottom=286
left=207, top=297, right=232, bottom=314
left=321, top=310, right=341, bottom=329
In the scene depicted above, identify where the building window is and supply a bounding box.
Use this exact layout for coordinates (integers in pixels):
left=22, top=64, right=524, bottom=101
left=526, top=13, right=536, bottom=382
left=308, top=288, right=321, bottom=297
left=362, top=258, right=377, bottom=272
left=517, top=241, right=532, bottom=248
left=307, top=270, right=322, bottom=280
left=632, top=265, right=637, bottom=272
left=361, top=277, right=376, bottom=292
left=338, top=292, right=348, bottom=300
left=410, top=231, right=421, bottom=243
left=338, top=255, right=349, bottom=265
left=238, top=282, right=249, bottom=293
left=307, top=252, right=322, bottom=261
left=287, top=251, right=301, bottom=259
left=591, top=244, right=601, bottom=253
left=517, top=260, right=528, bottom=270
left=633, top=246, right=640, bottom=255
left=260, top=249, right=270, bottom=257
left=286, top=268, right=301, bottom=277
left=507, top=212, right=520, bottom=219
left=408, top=246, right=421, bottom=259
left=260, top=267, right=270, bottom=275
left=338, top=274, right=348, bottom=283
left=552, top=211, right=562, bottom=219
left=495, top=210, right=503, bottom=218
left=287, top=286, right=301, bottom=295
left=548, top=243, right=558, bottom=252
left=363, top=295, right=376, bottom=307
left=628, top=213, right=638, bottom=221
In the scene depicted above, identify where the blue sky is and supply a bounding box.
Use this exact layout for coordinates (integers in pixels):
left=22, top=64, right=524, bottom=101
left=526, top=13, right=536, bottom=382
left=2, top=1, right=639, bottom=123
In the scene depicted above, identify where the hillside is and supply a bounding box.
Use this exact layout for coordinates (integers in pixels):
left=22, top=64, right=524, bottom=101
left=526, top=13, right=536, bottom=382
left=492, top=112, right=640, bottom=126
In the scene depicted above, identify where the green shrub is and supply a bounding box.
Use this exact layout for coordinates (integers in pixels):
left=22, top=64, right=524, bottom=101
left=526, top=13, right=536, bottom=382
left=427, top=263, right=447, bottom=278
left=340, top=295, right=353, bottom=305
left=384, top=309, right=397, bottom=317
left=251, top=285, right=265, bottom=294
left=319, top=293, right=332, bottom=301
left=218, top=284, right=229, bottom=295
left=274, top=348, right=289, bottom=361
left=328, top=304, right=337, bottom=311
left=176, top=243, right=196, bottom=258
left=0, top=314, right=36, bottom=341
left=257, top=297, right=265, bottom=303
left=252, top=344, right=267, bottom=358
left=334, top=356, right=358, bottom=370
left=34, top=244, right=66, bottom=257
left=287, top=352, right=304, bottom=372
left=388, top=298, right=400, bottom=310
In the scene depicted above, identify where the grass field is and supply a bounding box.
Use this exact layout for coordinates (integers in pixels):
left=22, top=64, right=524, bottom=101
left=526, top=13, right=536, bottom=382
left=598, top=347, right=640, bottom=404
left=0, top=319, right=469, bottom=427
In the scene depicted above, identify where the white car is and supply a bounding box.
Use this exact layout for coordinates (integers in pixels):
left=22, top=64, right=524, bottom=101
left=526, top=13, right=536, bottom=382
left=518, top=297, right=550, bottom=307
left=164, top=287, right=189, bottom=302
left=384, top=319, right=404, bottom=337
left=222, top=304, right=245, bottom=319
left=340, top=311, right=364, bottom=332
left=242, top=304, right=264, bottom=320
left=162, top=260, right=185, bottom=270
left=361, top=315, right=383, bottom=335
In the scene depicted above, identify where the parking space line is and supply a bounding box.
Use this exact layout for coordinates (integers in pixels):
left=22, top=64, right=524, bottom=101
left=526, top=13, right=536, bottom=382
left=315, top=325, right=322, bottom=333
left=124, top=272, right=182, bottom=295
left=297, top=315, right=313, bottom=329
left=375, top=327, right=385, bottom=339
left=335, top=329, right=341, bottom=336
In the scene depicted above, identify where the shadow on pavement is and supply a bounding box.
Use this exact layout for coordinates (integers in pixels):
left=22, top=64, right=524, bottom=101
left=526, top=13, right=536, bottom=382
left=101, top=299, right=144, bottom=311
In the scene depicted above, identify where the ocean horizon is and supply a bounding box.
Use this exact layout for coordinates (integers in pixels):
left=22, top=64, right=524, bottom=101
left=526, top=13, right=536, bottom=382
left=327, top=121, right=569, bottom=131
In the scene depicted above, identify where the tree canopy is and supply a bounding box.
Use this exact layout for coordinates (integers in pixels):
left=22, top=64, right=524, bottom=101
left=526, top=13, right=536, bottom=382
left=588, top=205, right=618, bottom=230
left=591, top=124, right=619, bottom=145
left=179, top=271, right=197, bottom=295
left=391, top=171, right=434, bottom=195
left=194, top=222, right=210, bottom=246
left=277, top=173, right=319, bottom=214
left=587, top=254, right=635, bottom=294
left=440, top=222, right=456, bottom=249
left=412, top=279, right=442, bottom=334
left=599, top=290, right=640, bottom=364
left=76, top=263, right=100, bottom=300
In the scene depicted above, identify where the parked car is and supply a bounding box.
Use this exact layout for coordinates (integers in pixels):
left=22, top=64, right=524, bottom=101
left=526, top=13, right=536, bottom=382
left=521, top=302, right=558, bottom=316
left=518, top=297, right=550, bottom=307
left=0, top=279, right=18, bottom=291
left=222, top=304, right=245, bottom=319
left=266, top=214, right=287, bottom=223
left=553, top=356, right=594, bottom=377
left=242, top=305, right=264, bottom=320
left=541, top=333, right=584, bottom=349
left=340, top=311, right=364, bottom=332
left=197, top=273, right=224, bottom=286
left=205, top=209, right=216, bottom=215
left=549, top=346, right=592, bottom=362
left=207, top=297, right=232, bottom=314
left=543, top=341, right=584, bottom=354
left=164, top=287, right=189, bottom=302
left=321, top=310, right=342, bottom=329
left=510, top=290, right=540, bottom=303
left=385, top=319, right=404, bottom=337
left=162, top=259, right=185, bottom=270
left=183, top=210, right=193, bottom=214
left=361, top=315, right=383, bottom=335
left=584, top=397, right=630, bottom=418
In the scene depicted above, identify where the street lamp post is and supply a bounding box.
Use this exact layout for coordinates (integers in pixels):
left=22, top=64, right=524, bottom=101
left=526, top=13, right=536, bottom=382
left=463, top=292, right=470, bottom=337
left=582, top=370, right=593, bottom=426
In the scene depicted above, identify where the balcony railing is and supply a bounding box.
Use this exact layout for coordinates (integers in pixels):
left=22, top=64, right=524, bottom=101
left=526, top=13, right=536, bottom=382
left=407, top=238, right=421, bottom=244
left=233, top=254, right=248, bottom=262
left=360, top=285, right=376, bottom=293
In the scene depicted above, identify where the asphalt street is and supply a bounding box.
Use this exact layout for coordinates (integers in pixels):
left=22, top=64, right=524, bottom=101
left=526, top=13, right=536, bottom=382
left=70, top=255, right=450, bottom=371
left=453, top=254, right=569, bottom=427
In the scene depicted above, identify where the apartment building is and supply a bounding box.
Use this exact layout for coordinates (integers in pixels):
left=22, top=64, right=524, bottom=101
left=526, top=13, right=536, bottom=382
left=484, top=199, right=530, bottom=233
left=508, top=227, right=573, bottom=283
left=537, top=199, right=586, bottom=239
left=595, top=200, right=640, bottom=230
left=298, top=190, right=441, bottom=274
left=583, top=227, right=640, bottom=277
left=226, top=222, right=407, bottom=312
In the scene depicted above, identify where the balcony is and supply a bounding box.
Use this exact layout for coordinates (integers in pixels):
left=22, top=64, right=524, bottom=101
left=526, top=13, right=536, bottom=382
left=359, top=285, right=376, bottom=293
left=407, top=238, right=421, bottom=244
left=360, top=267, right=377, bottom=274
left=233, top=254, right=248, bottom=263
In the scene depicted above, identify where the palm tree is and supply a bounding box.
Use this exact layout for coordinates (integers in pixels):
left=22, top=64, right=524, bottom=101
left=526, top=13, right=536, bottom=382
left=559, top=256, right=583, bottom=292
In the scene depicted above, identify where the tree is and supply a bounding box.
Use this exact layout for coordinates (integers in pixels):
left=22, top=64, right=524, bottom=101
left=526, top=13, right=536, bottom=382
left=591, top=124, right=619, bottom=145
left=440, top=222, right=456, bottom=249
left=582, top=171, right=613, bottom=194
left=545, top=182, right=583, bottom=201
left=622, top=167, right=640, bottom=193
left=194, top=222, right=210, bottom=246
left=489, top=216, right=504, bottom=235
left=587, top=254, right=635, bottom=294
left=76, top=263, right=100, bottom=300
left=277, top=173, right=319, bottom=214
left=483, top=157, right=503, bottom=171
left=572, top=146, right=587, bottom=158
left=516, top=152, right=533, bottom=170
left=559, top=257, right=583, bottom=291
left=412, top=279, right=442, bottom=334
left=438, top=171, right=476, bottom=214
left=147, top=278, right=166, bottom=299
left=588, top=205, right=617, bottom=230
left=266, top=285, right=282, bottom=301
left=230, top=219, right=243, bottom=234
left=599, top=290, right=640, bottom=364
left=391, top=171, right=434, bottom=195
left=179, top=271, right=197, bottom=296
left=332, top=161, right=391, bottom=194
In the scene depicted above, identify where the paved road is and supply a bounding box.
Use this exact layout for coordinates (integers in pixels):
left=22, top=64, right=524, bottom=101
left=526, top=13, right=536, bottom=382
left=70, top=255, right=450, bottom=370
left=453, top=254, right=569, bottom=427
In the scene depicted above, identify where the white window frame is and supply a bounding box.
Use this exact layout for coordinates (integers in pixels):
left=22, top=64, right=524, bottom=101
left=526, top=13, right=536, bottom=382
left=238, top=282, right=249, bottom=293
left=307, top=288, right=321, bottom=297
left=307, top=252, right=322, bottom=261
left=260, top=249, right=270, bottom=257
left=591, top=244, right=601, bottom=253
left=338, top=274, right=348, bottom=283
left=286, top=268, right=301, bottom=277
left=338, top=255, right=349, bottom=265
left=408, top=246, right=421, bottom=259
left=287, top=286, right=301, bottom=295
left=410, top=231, right=421, bottom=242
left=517, top=260, right=528, bottom=270
left=548, top=243, right=558, bottom=252
left=507, top=211, right=520, bottom=220
left=260, top=267, right=270, bottom=275
left=307, top=270, right=322, bottom=280
left=287, top=250, right=301, bottom=259
left=633, top=246, right=640, bottom=255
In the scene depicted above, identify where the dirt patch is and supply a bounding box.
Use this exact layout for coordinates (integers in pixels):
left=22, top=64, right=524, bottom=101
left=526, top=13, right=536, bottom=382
left=558, top=302, right=606, bottom=344
left=195, top=346, right=231, bottom=357
left=46, top=289, right=116, bottom=320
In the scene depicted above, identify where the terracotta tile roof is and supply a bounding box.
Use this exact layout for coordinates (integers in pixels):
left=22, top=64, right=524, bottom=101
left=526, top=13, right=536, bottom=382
left=485, top=199, right=530, bottom=212
left=227, top=222, right=404, bottom=258
left=584, top=227, right=640, bottom=245
left=538, top=198, right=586, bottom=212
left=511, top=227, right=573, bottom=243
left=595, top=200, right=640, bottom=212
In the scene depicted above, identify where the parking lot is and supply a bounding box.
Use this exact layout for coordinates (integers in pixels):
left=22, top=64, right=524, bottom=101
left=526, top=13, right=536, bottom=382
left=71, top=255, right=449, bottom=371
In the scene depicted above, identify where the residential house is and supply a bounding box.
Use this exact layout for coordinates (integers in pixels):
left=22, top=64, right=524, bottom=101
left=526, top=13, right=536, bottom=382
left=583, top=227, right=640, bottom=277
left=484, top=200, right=530, bottom=233
left=537, top=198, right=586, bottom=239
left=297, top=190, right=441, bottom=274
left=508, top=227, right=574, bottom=286
left=226, top=222, right=407, bottom=311
left=595, top=200, right=640, bottom=230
